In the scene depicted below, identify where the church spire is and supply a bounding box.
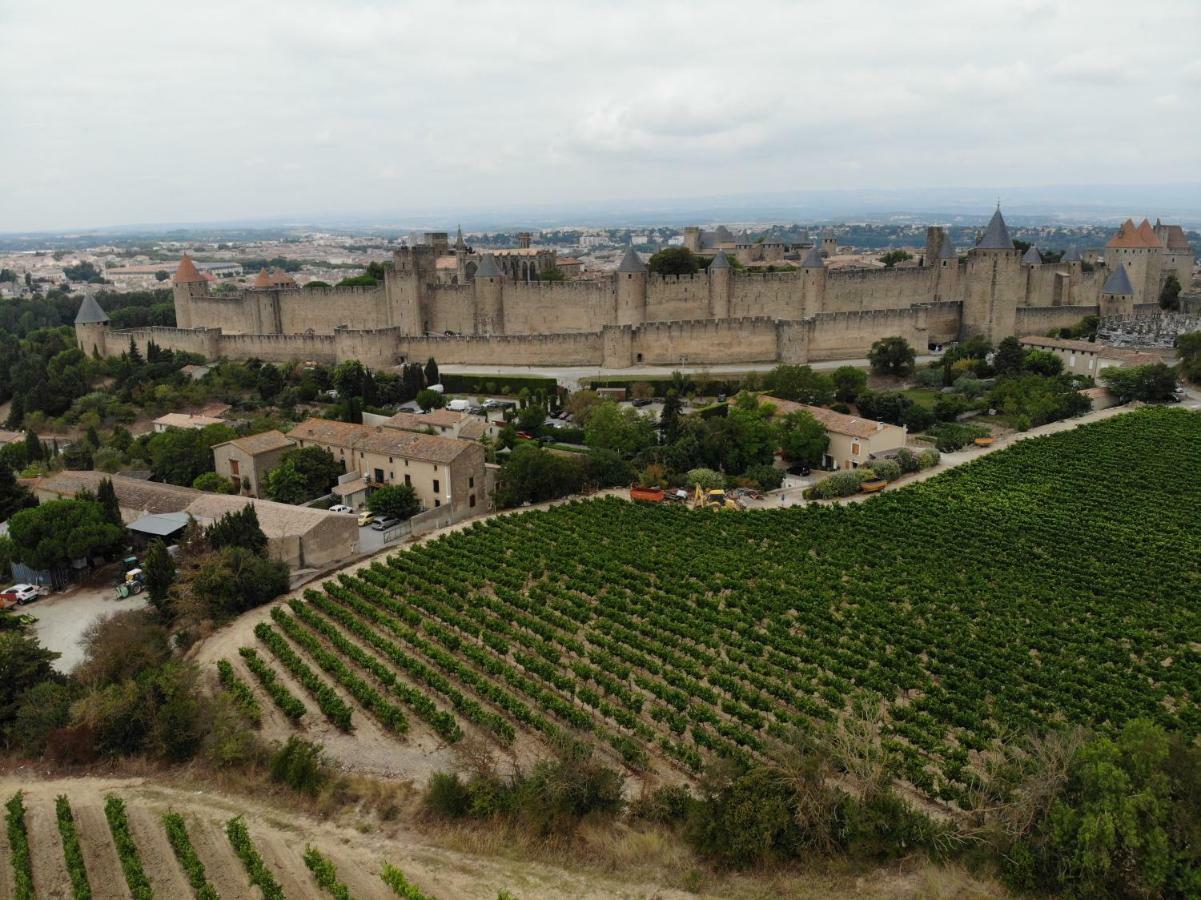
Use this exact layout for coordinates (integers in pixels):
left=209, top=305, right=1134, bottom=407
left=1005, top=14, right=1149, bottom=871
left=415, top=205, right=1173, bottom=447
left=455, top=225, right=466, bottom=253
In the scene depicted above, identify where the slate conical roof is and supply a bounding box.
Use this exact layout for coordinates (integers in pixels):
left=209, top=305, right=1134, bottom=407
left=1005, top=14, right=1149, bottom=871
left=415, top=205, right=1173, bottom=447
left=976, top=208, right=1014, bottom=250
left=1021, top=246, right=1042, bottom=264
left=800, top=247, right=825, bottom=268
left=708, top=249, right=731, bottom=269
left=1102, top=265, right=1134, bottom=295
left=938, top=237, right=958, bottom=260
left=1063, top=245, right=1082, bottom=262
left=174, top=254, right=205, bottom=284
left=475, top=253, right=501, bottom=278
left=617, top=247, right=647, bottom=274
left=74, top=294, right=109, bottom=325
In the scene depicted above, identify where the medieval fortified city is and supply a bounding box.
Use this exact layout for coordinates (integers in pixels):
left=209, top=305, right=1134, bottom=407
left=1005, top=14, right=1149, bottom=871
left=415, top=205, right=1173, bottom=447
left=0, top=2, right=1199, bottom=899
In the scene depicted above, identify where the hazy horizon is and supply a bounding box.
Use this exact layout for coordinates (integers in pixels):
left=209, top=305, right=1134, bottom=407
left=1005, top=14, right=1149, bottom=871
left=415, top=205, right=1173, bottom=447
left=2, top=0, right=1199, bottom=232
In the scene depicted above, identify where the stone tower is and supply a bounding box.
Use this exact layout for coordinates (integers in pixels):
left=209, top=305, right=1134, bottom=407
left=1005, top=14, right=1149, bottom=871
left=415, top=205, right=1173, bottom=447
left=962, top=208, right=1020, bottom=341
left=933, top=235, right=959, bottom=301
left=172, top=254, right=209, bottom=330
left=819, top=232, right=837, bottom=257
left=1105, top=219, right=1157, bottom=306
left=1099, top=265, right=1134, bottom=318
left=798, top=247, right=827, bottom=317
left=473, top=253, right=504, bottom=334
left=74, top=294, right=110, bottom=357
left=924, top=226, right=947, bottom=267
left=615, top=247, right=647, bottom=327
left=707, top=250, right=732, bottom=318
left=682, top=227, right=702, bottom=253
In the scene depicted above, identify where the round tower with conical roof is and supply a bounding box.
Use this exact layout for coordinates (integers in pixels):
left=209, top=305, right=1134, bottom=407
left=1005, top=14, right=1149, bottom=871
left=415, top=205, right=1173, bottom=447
left=473, top=253, right=504, bottom=334
left=933, top=234, right=960, bottom=301
left=1099, top=264, right=1135, bottom=318
left=615, top=247, right=647, bottom=327
left=172, top=254, right=209, bottom=330
left=74, top=294, right=111, bottom=357
left=707, top=250, right=732, bottom=318
left=962, top=207, right=1021, bottom=341
left=798, top=247, right=827, bottom=317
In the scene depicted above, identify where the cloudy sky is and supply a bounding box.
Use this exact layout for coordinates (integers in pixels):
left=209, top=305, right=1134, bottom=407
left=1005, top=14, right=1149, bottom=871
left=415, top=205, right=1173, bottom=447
left=1, top=0, right=1198, bottom=231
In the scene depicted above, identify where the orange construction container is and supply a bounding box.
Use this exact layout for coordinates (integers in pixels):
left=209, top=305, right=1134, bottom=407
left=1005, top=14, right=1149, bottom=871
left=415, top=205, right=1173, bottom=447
left=629, top=486, right=666, bottom=503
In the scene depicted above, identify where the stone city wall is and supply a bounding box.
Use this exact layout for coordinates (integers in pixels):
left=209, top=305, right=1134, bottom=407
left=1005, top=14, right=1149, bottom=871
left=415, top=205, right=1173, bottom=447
left=1013, top=305, right=1099, bottom=336
left=824, top=267, right=934, bottom=311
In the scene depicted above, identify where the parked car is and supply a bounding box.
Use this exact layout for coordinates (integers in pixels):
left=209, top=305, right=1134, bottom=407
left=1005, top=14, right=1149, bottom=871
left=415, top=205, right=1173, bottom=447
left=370, top=516, right=400, bottom=531
left=1, top=584, right=45, bottom=607
left=357, top=511, right=376, bottom=527
left=631, top=398, right=653, bottom=407
left=329, top=504, right=354, bottom=514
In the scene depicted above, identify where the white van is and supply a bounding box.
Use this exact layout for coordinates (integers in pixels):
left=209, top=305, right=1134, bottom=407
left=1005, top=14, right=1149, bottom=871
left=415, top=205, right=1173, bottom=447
left=447, top=399, right=470, bottom=412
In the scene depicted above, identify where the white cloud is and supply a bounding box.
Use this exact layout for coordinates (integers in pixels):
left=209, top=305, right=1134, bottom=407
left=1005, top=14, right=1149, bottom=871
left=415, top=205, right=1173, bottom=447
left=0, top=0, right=1198, bottom=230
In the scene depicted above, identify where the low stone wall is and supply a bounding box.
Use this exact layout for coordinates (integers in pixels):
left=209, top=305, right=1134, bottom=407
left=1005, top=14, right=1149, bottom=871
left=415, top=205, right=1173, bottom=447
left=1014, top=305, right=1099, bottom=337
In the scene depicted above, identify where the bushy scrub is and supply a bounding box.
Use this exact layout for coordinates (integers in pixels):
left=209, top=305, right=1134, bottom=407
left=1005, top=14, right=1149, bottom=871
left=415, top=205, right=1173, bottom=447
left=269, top=736, right=330, bottom=797
left=813, top=470, right=871, bottom=498
left=868, top=459, right=901, bottom=482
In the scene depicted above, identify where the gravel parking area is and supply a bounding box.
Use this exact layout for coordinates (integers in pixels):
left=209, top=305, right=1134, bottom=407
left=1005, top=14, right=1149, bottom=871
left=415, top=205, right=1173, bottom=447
left=28, top=578, right=147, bottom=673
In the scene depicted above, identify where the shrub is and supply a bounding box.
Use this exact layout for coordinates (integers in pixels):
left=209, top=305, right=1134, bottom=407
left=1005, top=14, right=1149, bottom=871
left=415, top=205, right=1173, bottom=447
left=629, top=784, right=694, bottom=824
left=56, top=795, right=92, bottom=900
left=813, top=470, right=870, bottom=499
left=192, top=471, right=235, bottom=493
left=925, top=422, right=989, bottom=452
left=869, top=459, right=901, bottom=482
left=105, top=795, right=153, bottom=900
left=901, top=404, right=936, bottom=432
left=685, top=467, right=724, bottom=489
left=5, top=791, right=33, bottom=900
left=163, top=811, right=220, bottom=900
left=269, top=736, right=330, bottom=797
left=745, top=464, right=783, bottom=490
left=917, top=448, right=940, bottom=469
left=424, top=771, right=471, bottom=818
left=894, top=448, right=920, bottom=474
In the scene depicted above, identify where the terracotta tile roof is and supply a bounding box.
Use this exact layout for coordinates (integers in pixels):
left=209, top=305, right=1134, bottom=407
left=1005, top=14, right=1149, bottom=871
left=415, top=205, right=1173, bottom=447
left=1107, top=218, right=1160, bottom=249
left=0, top=430, right=25, bottom=444
left=1136, top=219, right=1159, bottom=247
left=332, top=477, right=366, bottom=497
left=457, top=419, right=488, bottom=441
left=1018, top=336, right=1164, bottom=364
left=252, top=268, right=297, bottom=289
left=198, top=402, right=231, bottom=418
left=215, top=429, right=294, bottom=456
left=252, top=268, right=273, bottom=288
left=385, top=409, right=465, bottom=430
left=354, top=427, right=474, bottom=464
left=1160, top=224, right=1191, bottom=251
left=289, top=417, right=372, bottom=447
left=39, top=471, right=197, bottom=514
left=759, top=396, right=900, bottom=440
left=174, top=254, right=205, bottom=284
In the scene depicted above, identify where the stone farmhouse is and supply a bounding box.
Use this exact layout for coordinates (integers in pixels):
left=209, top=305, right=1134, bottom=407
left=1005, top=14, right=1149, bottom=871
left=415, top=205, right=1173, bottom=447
left=74, top=210, right=1193, bottom=372
left=760, top=396, right=908, bottom=471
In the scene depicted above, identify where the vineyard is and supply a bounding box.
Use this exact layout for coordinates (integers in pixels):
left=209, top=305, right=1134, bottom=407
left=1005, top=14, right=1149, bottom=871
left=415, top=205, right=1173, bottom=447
left=0, top=778, right=552, bottom=899
left=221, top=407, right=1201, bottom=806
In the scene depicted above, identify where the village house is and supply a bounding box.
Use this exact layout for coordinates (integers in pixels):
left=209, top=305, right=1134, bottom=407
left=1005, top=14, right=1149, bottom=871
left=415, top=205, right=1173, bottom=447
left=1018, top=335, right=1169, bottom=379
left=152, top=412, right=226, bottom=432
left=211, top=429, right=293, bottom=496
left=759, top=396, right=908, bottom=471
left=287, top=417, right=487, bottom=517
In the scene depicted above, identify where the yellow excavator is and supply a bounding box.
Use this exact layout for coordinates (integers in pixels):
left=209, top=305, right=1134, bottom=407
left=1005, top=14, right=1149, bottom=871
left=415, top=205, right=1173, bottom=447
left=692, top=484, right=742, bottom=510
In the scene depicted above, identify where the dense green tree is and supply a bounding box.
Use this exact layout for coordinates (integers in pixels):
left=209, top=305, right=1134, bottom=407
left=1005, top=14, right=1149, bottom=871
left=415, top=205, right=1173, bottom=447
left=1101, top=363, right=1180, bottom=403
left=831, top=366, right=868, bottom=403
left=584, top=402, right=657, bottom=456
left=567, top=389, right=603, bottom=426
left=0, top=626, right=60, bottom=742
left=256, top=363, right=284, bottom=400
left=205, top=505, right=268, bottom=556
left=1159, top=273, right=1182, bottom=311
left=776, top=411, right=829, bottom=465
left=516, top=403, right=546, bottom=434
left=192, top=547, right=288, bottom=619
left=659, top=389, right=683, bottom=443
left=263, top=446, right=341, bottom=504
left=879, top=249, right=913, bottom=268
left=416, top=388, right=445, bottom=412
left=332, top=359, right=375, bottom=404
left=192, top=471, right=236, bottom=493
left=856, top=390, right=913, bottom=425
left=583, top=448, right=633, bottom=488
left=494, top=444, right=586, bottom=507
left=1022, top=349, right=1064, bottom=377
left=146, top=423, right=236, bottom=486
left=143, top=538, right=175, bottom=616
left=0, top=462, right=35, bottom=521
left=7, top=499, right=126, bottom=570
left=366, top=484, right=421, bottom=520
left=648, top=247, right=699, bottom=276
left=1177, top=331, right=1201, bottom=383
left=868, top=336, right=916, bottom=377
left=992, top=336, right=1025, bottom=376
left=763, top=365, right=836, bottom=405
left=424, top=357, right=440, bottom=387
left=95, top=477, right=122, bottom=526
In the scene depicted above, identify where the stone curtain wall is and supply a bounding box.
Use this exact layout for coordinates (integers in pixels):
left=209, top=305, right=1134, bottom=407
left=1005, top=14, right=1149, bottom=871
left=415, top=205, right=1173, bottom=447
left=824, top=267, right=935, bottom=311
left=1013, top=305, right=1100, bottom=336
left=497, top=280, right=615, bottom=334
left=277, top=284, right=390, bottom=332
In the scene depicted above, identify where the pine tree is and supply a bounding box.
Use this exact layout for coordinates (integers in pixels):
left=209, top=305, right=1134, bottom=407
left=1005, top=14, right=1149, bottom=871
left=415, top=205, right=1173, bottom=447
left=143, top=538, right=175, bottom=616
left=23, top=430, right=42, bottom=463
left=85, top=425, right=101, bottom=449
left=127, top=336, right=143, bottom=365
left=425, top=357, right=440, bottom=387
left=96, top=477, right=122, bottom=527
